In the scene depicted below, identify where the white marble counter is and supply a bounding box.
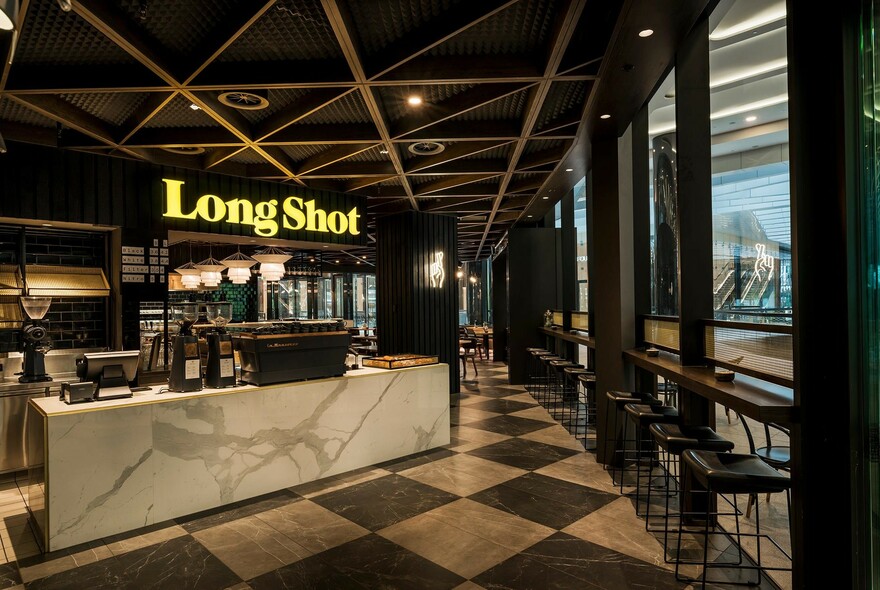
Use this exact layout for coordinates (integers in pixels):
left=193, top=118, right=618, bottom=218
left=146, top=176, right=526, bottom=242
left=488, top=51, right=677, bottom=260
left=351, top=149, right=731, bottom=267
left=25, top=364, right=450, bottom=551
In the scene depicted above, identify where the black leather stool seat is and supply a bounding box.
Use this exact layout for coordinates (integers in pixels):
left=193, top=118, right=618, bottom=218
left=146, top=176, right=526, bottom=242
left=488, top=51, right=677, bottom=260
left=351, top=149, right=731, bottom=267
left=649, top=424, right=734, bottom=455
left=564, top=367, right=591, bottom=377
left=549, top=360, right=579, bottom=368
left=607, top=391, right=663, bottom=407
left=577, top=373, right=596, bottom=383
left=624, top=403, right=679, bottom=425
left=682, top=449, right=791, bottom=495
left=526, top=347, right=548, bottom=353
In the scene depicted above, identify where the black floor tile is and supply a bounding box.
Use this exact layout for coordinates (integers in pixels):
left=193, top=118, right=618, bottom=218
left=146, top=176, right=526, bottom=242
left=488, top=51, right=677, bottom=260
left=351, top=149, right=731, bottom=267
left=0, top=564, right=20, bottom=589
left=521, top=532, right=683, bottom=590
left=316, top=534, right=465, bottom=590
left=467, top=399, right=537, bottom=414
left=310, top=474, right=459, bottom=531
left=15, top=539, right=108, bottom=570
left=248, top=555, right=367, bottom=590
left=501, top=473, right=618, bottom=510
left=374, top=448, right=456, bottom=473
left=465, top=415, right=552, bottom=437
left=472, top=552, right=591, bottom=589
left=469, top=474, right=617, bottom=529
left=466, top=438, right=581, bottom=470
left=26, top=535, right=241, bottom=590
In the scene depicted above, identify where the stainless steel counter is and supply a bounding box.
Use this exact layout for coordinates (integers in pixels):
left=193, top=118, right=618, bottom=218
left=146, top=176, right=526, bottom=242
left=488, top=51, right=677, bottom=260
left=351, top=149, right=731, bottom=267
left=0, top=374, right=75, bottom=396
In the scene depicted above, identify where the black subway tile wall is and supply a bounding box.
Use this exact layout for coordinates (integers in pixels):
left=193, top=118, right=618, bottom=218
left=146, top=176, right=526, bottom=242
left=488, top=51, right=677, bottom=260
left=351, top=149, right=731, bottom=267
left=0, top=228, right=108, bottom=353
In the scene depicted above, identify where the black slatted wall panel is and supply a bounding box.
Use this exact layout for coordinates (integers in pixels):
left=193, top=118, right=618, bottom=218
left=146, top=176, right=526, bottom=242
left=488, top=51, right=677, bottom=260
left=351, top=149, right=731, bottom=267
left=376, top=211, right=458, bottom=394
left=492, top=250, right=508, bottom=363
left=507, top=228, right=559, bottom=384
left=0, top=142, right=366, bottom=246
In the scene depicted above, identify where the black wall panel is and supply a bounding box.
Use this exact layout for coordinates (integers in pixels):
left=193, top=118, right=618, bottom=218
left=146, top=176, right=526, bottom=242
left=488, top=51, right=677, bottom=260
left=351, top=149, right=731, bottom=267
left=376, top=211, right=458, bottom=394
left=492, top=250, right=508, bottom=363
left=507, top=228, right=559, bottom=384
left=0, top=142, right=367, bottom=246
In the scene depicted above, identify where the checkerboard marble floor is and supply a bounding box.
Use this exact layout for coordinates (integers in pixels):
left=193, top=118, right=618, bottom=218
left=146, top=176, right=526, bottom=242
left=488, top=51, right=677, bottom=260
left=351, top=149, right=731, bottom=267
left=0, top=360, right=786, bottom=589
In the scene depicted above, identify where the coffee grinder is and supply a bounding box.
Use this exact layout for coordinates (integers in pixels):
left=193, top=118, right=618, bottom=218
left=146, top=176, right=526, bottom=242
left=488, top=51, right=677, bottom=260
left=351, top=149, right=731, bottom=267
left=168, top=303, right=202, bottom=392
left=18, top=296, right=52, bottom=383
left=203, top=301, right=235, bottom=388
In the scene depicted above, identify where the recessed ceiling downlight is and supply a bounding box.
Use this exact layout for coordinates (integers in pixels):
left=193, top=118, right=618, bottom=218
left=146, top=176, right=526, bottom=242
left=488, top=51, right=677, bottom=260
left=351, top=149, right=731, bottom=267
left=162, top=146, right=206, bottom=155
left=408, top=141, right=445, bottom=155
left=218, top=90, right=270, bottom=111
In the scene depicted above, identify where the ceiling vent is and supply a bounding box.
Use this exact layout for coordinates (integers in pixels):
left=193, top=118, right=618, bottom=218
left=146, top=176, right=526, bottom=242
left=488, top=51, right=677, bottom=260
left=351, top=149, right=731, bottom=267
left=218, top=90, right=270, bottom=110
left=408, top=141, right=445, bottom=155
left=162, top=146, right=205, bottom=155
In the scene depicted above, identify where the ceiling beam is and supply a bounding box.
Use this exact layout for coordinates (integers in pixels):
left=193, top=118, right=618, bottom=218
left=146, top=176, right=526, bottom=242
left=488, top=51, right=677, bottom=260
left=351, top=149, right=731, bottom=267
left=0, top=120, right=56, bottom=146
left=205, top=146, right=249, bottom=169
left=516, top=144, right=570, bottom=171
left=508, top=174, right=549, bottom=193
left=390, top=82, right=533, bottom=139
left=421, top=197, right=496, bottom=212
left=183, top=0, right=277, bottom=84
left=117, top=91, right=177, bottom=144
left=408, top=159, right=509, bottom=175
left=377, top=55, right=542, bottom=84
left=404, top=140, right=512, bottom=173
left=295, top=143, right=377, bottom=176
left=301, top=161, right=396, bottom=178
left=7, top=94, right=117, bottom=146
left=262, top=123, right=381, bottom=144
left=366, top=0, right=520, bottom=79
left=255, top=87, right=354, bottom=141
left=477, top=0, right=587, bottom=259
left=344, top=175, right=398, bottom=192
left=124, top=127, right=244, bottom=147
left=4, top=66, right=165, bottom=93
left=73, top=0, right=179, bottom=85
left=321, top=0, right=418, bottom=210
left=413, top=173, right=502, bottom=196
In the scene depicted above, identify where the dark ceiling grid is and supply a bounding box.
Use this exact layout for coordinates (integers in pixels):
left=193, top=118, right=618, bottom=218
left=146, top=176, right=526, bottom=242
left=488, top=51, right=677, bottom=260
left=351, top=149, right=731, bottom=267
left=0, top=0, right=621, bottom=259
left=476, top=0, right=587, bottom=259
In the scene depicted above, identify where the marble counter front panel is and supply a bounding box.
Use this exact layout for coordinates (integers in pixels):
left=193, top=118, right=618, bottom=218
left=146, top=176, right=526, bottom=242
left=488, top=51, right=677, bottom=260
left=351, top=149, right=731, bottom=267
left=27, top=364, right=450, bottom=551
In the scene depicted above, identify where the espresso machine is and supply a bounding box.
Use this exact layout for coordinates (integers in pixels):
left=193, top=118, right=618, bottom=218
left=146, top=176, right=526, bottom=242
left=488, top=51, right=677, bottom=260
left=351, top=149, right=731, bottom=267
left=203, top=301, right=235, bottom=388
left=18, top=296, right=52, bottom=383
left=168, top=303, right=202, bottom=392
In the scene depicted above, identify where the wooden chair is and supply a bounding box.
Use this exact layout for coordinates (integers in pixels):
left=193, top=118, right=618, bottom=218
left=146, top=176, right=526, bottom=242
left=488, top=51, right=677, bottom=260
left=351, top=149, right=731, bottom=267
left=464, top=327, right=484, bottom=360
left=460, top=339, right=478, bottom=377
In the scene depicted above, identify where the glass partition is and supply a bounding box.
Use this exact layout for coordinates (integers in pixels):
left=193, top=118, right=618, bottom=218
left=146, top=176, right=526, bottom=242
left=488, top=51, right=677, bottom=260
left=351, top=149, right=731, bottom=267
left=574, top=176, right=588, bottom=310
left=648, top=68, right=678, bottom=316
left=709, top=0, right=791, bottom=324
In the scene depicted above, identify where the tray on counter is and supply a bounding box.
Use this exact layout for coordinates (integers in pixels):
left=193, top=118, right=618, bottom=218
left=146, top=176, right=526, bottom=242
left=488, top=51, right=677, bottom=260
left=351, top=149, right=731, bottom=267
left=362, top=354, right=439, bottom=369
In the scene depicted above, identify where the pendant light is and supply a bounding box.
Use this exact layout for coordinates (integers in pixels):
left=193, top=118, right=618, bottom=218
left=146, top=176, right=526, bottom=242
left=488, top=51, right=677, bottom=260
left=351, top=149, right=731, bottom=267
left=253, top=246, right=291, bottom=282
left=221, top=248, right=256, bottom=285
left=175, top=243, right=204, bottom=289
left=0, top=0, right=19, bottom=31
left=195, top=246, right=226, bottom=287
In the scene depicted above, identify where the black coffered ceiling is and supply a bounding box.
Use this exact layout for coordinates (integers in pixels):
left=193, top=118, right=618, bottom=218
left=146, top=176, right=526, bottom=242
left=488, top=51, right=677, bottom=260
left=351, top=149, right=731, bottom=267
left=0, top=0, right=625, bottom=260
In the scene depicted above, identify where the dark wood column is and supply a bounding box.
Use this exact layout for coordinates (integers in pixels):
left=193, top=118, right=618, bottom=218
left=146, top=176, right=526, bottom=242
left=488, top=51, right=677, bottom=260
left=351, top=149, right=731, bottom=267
left=592, top=132, right=636, bottom=464
left=491, top=250, right=508, bottom=363
left=674, top=18, right=714, bottom=431
left=376, top=211, right=459, bottom=394
left=506, top=227, right=558, bottom=384
left=787, top=0, right=857, bottom=587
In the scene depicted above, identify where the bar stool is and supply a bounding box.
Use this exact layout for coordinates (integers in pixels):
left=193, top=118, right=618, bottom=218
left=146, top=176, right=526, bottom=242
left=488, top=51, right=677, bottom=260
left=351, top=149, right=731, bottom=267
left=537, top=355, right=563, bottom=405
left=530, top=352, right=558, bottom=400
left=548, top=360, right=583, bottom=419
left=677, top=449, right=792, bottom=588
left=525, top=348, right=548, bottom=393
left=576, top=373, right=597, bottom=446
left=620, top=403, right=679, bottom=512
left=561, top=367, right=591, bottom=438
left=646, top=423, right=735, bottom=558
left=604, top=391, right=663, bottom=480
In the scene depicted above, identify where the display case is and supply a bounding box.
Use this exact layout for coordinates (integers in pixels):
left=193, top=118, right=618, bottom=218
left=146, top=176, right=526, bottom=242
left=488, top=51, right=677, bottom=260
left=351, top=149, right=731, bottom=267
left=362, top=354, right=439, bottom=369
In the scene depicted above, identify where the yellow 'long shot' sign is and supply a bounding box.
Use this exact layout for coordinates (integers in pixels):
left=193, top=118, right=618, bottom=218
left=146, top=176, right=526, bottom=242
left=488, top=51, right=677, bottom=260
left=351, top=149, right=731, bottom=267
left=161, top=178, right=362, bottom=238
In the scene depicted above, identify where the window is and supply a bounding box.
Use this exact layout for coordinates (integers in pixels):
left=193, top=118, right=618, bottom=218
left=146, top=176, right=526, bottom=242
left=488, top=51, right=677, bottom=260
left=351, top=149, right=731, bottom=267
left=648, top=68, right=678, bottom=316
left=709, top=0, right=790, bottom=324
left=574, top=176, right=588, bottom=310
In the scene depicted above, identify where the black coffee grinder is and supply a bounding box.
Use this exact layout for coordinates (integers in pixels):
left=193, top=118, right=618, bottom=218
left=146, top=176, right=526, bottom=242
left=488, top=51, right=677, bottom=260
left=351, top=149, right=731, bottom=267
left=18, top=296, right=52, bottom=383
left=204, top=301, right=235, bottom=388
left=168, top=303, right=202, bottom=392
